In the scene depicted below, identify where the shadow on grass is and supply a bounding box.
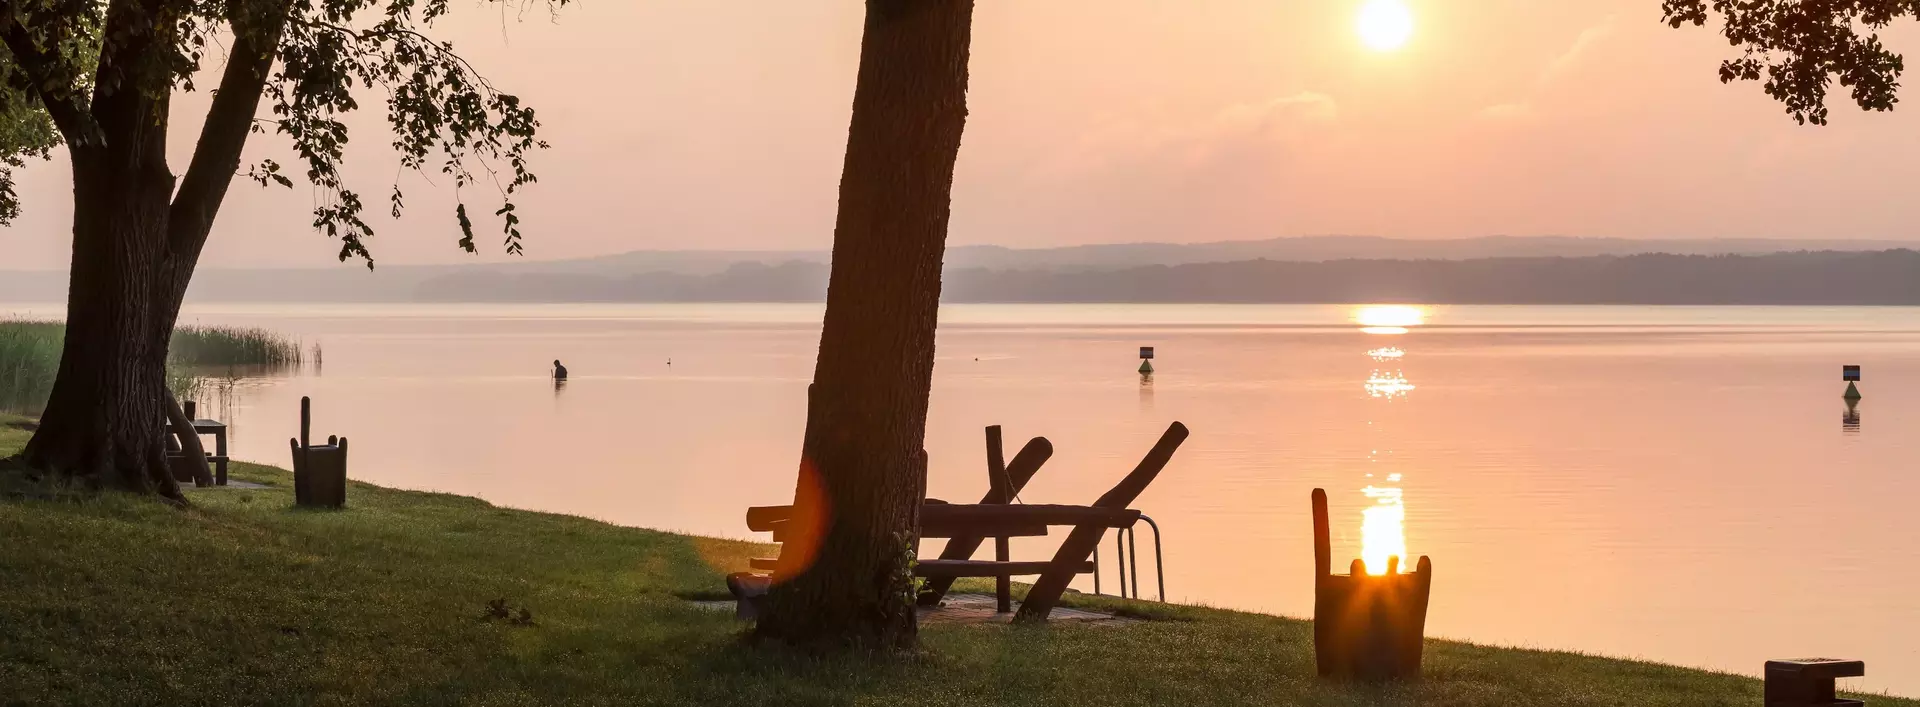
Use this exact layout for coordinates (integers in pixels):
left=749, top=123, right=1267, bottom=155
left=0, top=455, right=102, bottom=501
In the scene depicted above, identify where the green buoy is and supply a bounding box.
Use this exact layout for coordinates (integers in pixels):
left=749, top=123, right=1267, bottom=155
left=1844, top=381, right=1862, bottom=401
left=1139, top=359, right=1154, bottom=375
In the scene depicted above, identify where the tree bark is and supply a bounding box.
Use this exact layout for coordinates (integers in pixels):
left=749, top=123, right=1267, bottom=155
left=22, top=150, right=183, bottom=500
left=753, top=0, right=974, bottom=651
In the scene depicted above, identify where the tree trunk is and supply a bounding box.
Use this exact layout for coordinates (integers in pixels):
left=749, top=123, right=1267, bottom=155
left=753, top=0, right=974, bottom=651
left=20, top=150, right=185, bottom=501
left=13, top=0, right=287, bottom=500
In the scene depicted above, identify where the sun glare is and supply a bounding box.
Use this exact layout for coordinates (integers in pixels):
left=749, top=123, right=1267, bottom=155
left=1354, top=305, right=1427, bottom=328
left=1360, top=484, right=1407, bottom=574
left=1356, top=0, right=1415, bottom=52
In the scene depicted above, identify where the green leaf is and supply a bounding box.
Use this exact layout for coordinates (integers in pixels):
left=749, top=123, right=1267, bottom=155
left=456, top=202, right=475, bottom=253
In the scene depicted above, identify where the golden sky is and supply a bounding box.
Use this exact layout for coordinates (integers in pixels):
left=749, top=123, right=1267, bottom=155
left=7, top=0, right=1920, bottom=268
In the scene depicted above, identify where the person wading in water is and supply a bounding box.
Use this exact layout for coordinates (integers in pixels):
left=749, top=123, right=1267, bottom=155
left=552, top=360, right=569, bottom=382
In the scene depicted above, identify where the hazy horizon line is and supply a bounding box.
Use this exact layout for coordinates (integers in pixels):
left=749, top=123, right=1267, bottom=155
left=4, top=233, right=1917, bottom=273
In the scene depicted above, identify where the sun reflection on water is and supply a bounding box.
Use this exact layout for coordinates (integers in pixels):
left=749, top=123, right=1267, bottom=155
left=1367, top=347, right=1405, bottom=360
left=1365, top=371, right=1415, bottom=398
left=1360, top=480, right=1406, bottom=575
left=1357, top=305, right=1419, bottom=575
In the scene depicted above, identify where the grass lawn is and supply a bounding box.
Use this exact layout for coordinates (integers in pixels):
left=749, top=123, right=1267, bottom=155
left=0, top=414, right=1905, bottom=706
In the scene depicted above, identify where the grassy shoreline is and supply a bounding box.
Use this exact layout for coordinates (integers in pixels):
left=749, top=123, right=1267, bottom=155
left=0, top=416, right=1905, bottom=706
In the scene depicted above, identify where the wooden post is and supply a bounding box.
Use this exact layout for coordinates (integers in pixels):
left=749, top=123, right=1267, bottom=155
left=213, top=426, right=227, bottom=486
left=986, top=426, right=1013, bottom=613
left=1313, top=488, right=1332, bottom=577
left=292, top=396, right=311, bottom=504
left=986, top=425, right=1007, bottom=498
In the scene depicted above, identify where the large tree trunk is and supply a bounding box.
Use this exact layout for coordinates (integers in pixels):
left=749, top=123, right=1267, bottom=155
left=21, top=152, right=185, bottom=500
left=753, top=0, right=974, bottom=651
left=14, top=0, right=287, bottom=500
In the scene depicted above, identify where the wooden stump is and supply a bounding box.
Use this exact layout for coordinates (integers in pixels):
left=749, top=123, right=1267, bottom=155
left=290, top=397, right=348, bottom=509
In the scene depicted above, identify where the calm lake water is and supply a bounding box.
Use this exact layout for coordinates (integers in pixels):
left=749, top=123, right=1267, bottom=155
left=7, top=301, right=1916, bottom=695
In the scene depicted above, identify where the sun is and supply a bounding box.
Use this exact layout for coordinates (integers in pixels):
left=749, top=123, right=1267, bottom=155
left=1356, top=0, right=1415, bottom=52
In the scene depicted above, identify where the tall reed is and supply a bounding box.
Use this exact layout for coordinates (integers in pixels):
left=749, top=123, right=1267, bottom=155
left=0, top=320, right=305, bottom=414
left=0, top=321, right=63, bottom=414
left=170, top=326, right=304, bottom=368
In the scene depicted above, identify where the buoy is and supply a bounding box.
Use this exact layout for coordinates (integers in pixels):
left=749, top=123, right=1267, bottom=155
left=1845, top=381, right=1862, bottom=401
left=1843, top=365, right=1861, bottom=400
left=1139, top=360, right=1154, bottom=375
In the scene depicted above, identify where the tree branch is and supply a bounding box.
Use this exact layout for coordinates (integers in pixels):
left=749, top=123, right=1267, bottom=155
left=0, top=4, right=104, bottom=146
left=168, top=0, right=294, bottom=254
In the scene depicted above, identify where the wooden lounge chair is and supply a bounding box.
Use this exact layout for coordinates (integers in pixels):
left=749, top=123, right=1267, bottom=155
left=917, top=425, right=1051, bottom=610
left=1008, top=421, right=1185, bottom=623
left=744, top=425, right=1054, bottom=614
left=736, top=421, right=1189, bottom=623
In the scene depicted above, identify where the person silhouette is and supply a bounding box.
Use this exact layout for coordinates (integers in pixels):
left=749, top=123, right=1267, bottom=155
left=552, top=359, right=568, bottom=381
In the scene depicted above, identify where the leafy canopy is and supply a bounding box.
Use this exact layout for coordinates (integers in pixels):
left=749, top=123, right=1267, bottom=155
left=1664, top=0, right=1920, bottom=125
left=0, top=0, right=567, bottom=264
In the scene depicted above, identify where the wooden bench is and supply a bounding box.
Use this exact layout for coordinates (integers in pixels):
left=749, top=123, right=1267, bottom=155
left=164, top=400, right=230, bottom=487
left=737, top=421, right=1188, bottom=622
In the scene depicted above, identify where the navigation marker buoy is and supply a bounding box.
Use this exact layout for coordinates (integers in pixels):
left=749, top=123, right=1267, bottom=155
left=1139, top=346, right=1155, bottom=375
left=1843, top=365, right=1862, bottom=401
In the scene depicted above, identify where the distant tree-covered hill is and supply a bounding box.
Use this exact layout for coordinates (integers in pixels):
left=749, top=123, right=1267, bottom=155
left=945, top=250, right=1920, bottom=304
left=402, top=250, right=1920, bottom=305
left=7, top=245, right=1917, bottom=305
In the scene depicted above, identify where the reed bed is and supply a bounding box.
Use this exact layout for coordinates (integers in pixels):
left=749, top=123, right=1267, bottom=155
left=0, top=321, right=64, bottom=414
left=0, top=320, right=305, bottom=414
left=170, top=325, right=305, bottom=368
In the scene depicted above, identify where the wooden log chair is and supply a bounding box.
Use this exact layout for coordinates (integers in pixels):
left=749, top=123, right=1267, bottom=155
left=733, top=421, right=1188, bottom=624
left=917, top=425, right=1054, bottom=610
left=1311, top=488, right=1433, bottom=681
left=1008, top=421, right=1185, bottom=623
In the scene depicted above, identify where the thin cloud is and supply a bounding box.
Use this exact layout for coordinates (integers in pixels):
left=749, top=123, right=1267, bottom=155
left=1045, top=91, right=1339, bottom=175
left=1205, top=92, right=1340, bottom=140
left=1479, top=17, right=1617, bottom=121
left=1541, top=18, right=1617, bottom=86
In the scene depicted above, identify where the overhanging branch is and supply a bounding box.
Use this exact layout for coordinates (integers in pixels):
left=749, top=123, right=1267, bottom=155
left=168, top=0, right=295, bottom=254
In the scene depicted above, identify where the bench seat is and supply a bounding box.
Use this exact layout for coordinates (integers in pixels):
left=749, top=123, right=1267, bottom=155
left=745, top=558, right=1094, bottom=578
